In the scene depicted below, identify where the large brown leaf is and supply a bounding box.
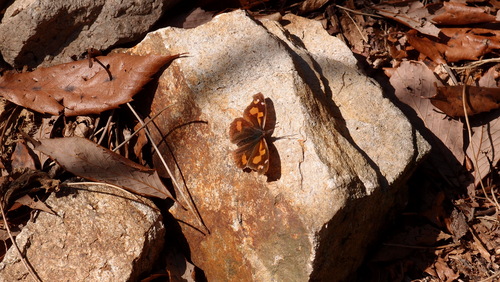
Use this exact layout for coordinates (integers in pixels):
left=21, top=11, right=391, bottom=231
left=466, top=114, right=500, bottom=187
left=407, top=28, right=500, bottom=63
left=31, top=136, right=174, bottom=199
left=405, top=30, right=446, bottom=64
left=431, top=85, right=500, bottom=117
left=0, top=53, right=181, bottom=116
left=389, top=60, right=464, bottom=164
left=428, top=2, right=498, bottom=25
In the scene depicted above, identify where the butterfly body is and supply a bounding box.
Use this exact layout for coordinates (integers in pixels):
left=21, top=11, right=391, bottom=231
left=229, top=93, right=270, bottom=174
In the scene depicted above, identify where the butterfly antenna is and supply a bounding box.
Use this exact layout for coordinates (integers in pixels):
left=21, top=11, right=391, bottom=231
left=269, top=134, right=297, bottom=142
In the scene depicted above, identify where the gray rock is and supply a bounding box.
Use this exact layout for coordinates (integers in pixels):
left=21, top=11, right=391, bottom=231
left=127, top=10, right=430, bottom=281
left=0, top=0, right=179, bottom=68
left=0, top=184, right=164, bottom=281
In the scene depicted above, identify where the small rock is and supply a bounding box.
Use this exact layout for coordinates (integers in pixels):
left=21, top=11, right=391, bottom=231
left=0, top=0, right=180, bottom=68
left=0, top=184, right=164, bottom=281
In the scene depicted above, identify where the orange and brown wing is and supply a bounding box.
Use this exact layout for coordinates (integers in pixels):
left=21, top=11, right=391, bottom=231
left=247, top=137, right=269, bottom=174
left=229, top=93, right=269, bottom=174
left=233, top=137, right=269, bottom=174
left=229, top=117, right=260, bottom=145
left=242, top=93, right=267, bottom=130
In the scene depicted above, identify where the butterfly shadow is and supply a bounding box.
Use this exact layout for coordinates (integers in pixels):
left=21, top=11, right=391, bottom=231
left=264, top=97, right=282, bottom=182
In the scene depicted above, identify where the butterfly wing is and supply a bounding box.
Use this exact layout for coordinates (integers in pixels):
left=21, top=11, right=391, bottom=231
left=233, top=137, right=269, bottom=174
left=232, top=138, right=259, bottom=169
left=242, top=93, right=267, bottom=130
left=229, top=117, right=263, bottom=146
left=247, top=137, right=269, bottom=174
left=229, top=93, right=269, bottom=174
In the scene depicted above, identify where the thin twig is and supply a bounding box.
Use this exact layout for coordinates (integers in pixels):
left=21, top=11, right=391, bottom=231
left=113, top=104, right=173, bottom=152
left=0, top=202, right=42, bottom=282
left=450, top=57, right=500, bottom=71
left=64, top=181, right=157, bottom=208
left=90, top=126, right=104, bottom=141
left=335, top=5, right=384, bottom=18
left=92, top=58, right=113, bottom=81
left=97, top=110, right=115, bottom=145
left=65, top=181, right=138, bottom=195
left=126, top=103, right=208, bottom=233
left=490, top=185, right=500, bottom=211
left=0, top=105, right=20, bottom=155
left=383, top=242, right=460, bottom=250
left=443, top=64, right=458, bottom=85
left=468, top=226, right=492, bottom=262
left=343, top=10, right=368, bottom=43
left=479, top=270, right=500, bottom=282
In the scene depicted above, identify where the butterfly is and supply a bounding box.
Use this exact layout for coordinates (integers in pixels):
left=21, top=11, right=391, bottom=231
left=229, top=93, right=270, bottom=174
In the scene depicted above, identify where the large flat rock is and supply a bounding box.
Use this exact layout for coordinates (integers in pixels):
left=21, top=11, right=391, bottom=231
left=127, top=10, right=430, bottom=280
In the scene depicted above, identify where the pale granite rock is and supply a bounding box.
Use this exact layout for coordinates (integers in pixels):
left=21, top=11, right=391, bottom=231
left=125, top=10, right=430, bottom=281
left=0, top=184, right=164, bottom=281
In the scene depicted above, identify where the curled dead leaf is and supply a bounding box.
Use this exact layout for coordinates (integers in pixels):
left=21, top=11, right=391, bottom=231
left=374, top=1, right=441, bottom=37
left=407, top=28, right=500, bottom=63
left=428, top=2, right=498, bottom=25
left=14, top=195, right=55, bottom=215
left=29, top=136, right=175, bottom=200
left=431, top=85, right=500, bottom=117
left=406, top=30, right=446, bottom=64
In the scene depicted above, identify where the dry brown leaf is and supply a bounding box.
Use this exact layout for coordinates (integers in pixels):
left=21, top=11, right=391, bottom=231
left=478, top=64, right=500, bottom=88
left=466, top=114, right=500, bottom=187
left=14, top=194, right=55, bottom=215
left=2, top=170, right=57, bottom=208
left=31, top=136, right=174, bottom=199
left=11, top=141, right=37, bottom=170
left=133, top=122, right=148, bottom=164
left=440, top=28, right=500, bottom=61
left=339, top=1, right=369, bottom=53
left=431, top=85, right=500, bottom=117
left=433, top=256, right=460, bottom=282
left=389, top=60, right=464, bottom=163
left=406, top=30, right=447, bottom=64
left=407, top=28, right=500, bottom=63
left=375, top=1, right=498, bottom=39
left=374, top=1, right=441, bottom=37
left=0, top=53, right=182, bottom=116
left=299, top=0, right=329, bottom=13
left=428, top=2, right=498, bottom=25
left=387, top=29, right=408, bottom=60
